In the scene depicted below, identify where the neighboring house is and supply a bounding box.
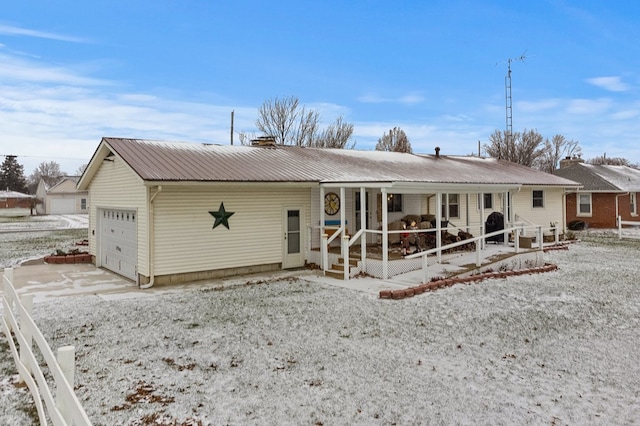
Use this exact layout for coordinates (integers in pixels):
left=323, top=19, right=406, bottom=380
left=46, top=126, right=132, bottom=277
left=554, top=158, right=640, bottom=228
left=0, top=190, right=34, bottom=217
left=77, top=137, right=579, bottom=285
left=35, top=176, right=88, bottom=215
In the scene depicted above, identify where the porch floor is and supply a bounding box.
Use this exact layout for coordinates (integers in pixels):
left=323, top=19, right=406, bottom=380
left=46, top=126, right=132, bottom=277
left=306, top=242, right=540, bottom=295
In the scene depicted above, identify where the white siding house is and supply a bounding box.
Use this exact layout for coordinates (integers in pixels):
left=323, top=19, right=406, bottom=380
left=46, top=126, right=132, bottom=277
left=36, top=177, right=88, bottom=215
left=78, top=138, right=580, bottom=285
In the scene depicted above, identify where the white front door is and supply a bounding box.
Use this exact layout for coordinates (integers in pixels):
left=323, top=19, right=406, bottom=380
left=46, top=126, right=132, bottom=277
left=282, top=207, right=304, bottom=269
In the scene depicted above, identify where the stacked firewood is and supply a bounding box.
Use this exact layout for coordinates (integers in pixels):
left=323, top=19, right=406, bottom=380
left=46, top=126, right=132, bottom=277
left=420, top=230, right=475, bottom=252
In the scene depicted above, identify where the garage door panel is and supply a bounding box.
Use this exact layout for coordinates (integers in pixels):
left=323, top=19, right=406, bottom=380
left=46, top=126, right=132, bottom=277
left=100, top=209, right=137, bottom=281
left=51, top=198, right=75, bottom=214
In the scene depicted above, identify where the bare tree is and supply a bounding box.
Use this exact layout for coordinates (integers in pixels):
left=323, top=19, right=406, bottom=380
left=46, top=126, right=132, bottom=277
left=535, top=134, right=582, bottom=173
left=313, top=116, right=355, bottom=149
left=256, top=96, right=319, bottom=146
left=255, top=96, right=355, bottom=148
left=484, top=129, right=545, bottom=167
left=27, top=161, right=64, bottom=193
left=587, top=154, right=635, bottom=167
left=375, top=127, right=413, bottom=153
left=75, top=164, right=88, bottom=176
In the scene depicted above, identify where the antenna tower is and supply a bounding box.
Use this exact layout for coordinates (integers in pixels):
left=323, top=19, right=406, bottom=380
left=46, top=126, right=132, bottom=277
left=502, top=52, right=526, bottom=145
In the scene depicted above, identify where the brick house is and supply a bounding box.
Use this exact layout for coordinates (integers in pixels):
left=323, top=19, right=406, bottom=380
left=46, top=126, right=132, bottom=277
left=554, top=158, right=640, bottom=228
left=0, top=190, right=34, bottom=217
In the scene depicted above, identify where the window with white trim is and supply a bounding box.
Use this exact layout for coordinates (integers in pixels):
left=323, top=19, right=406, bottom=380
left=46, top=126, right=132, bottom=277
left=441, top=194, right=460, bottom=218
left=532, top=190, right=544, bottom=208
left=577, top=193, right=592, bottom=216
left=81, top=198, right=87, bottom=210
left=631, top=193, right=637, bottom=216
left=478, top=193, right=493, bottom=210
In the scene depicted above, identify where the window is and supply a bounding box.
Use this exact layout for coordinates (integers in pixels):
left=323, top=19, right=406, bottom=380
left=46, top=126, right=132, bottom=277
left=631, top=193, right=637, bottom=216
left=441, top=194, right=459, bottom=218
left=532, top=190, right=544, bottom=208
left=577, top=193, right=592, bottom=216
left=387, top=193, right=403, bottom=213
left=478, top=193, right=493, bottom=209
left=81, top=198, right=87, bottom=210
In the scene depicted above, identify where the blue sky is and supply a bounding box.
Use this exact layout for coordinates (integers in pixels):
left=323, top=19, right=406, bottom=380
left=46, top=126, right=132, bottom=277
left=1, top=0, right=639, bottom=175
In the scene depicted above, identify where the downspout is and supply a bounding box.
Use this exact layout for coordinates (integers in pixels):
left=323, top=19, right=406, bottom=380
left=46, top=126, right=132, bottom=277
left=615, top=192, right=629, bottom=227
left=140, top=185, right=162, bottom=289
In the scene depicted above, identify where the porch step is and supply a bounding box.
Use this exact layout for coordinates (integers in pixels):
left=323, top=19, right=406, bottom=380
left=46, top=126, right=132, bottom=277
left=326, top=260, right=358, bottom=280
left=338, top=257, right=360, bottom=266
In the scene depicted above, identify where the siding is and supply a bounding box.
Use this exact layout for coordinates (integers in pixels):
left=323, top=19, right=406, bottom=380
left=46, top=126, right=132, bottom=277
left=87, top=157, right=148, bottom=275
left=152, top=186, right=310, bottom=276
left=512, top=187, right=565, bottom=230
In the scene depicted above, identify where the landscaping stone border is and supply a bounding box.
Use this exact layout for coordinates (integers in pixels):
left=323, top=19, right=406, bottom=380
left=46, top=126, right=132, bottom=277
left=379, top=263, right=559, bottom=300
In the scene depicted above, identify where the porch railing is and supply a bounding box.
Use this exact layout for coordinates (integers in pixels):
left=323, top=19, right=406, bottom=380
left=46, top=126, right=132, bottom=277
left=617, top=216, right=640, bottom=240
left=404, top=224, right=554, bottom=284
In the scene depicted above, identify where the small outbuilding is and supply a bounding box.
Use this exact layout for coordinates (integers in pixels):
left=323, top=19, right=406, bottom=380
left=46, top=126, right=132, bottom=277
left=78, top=137, right=580, bottom=285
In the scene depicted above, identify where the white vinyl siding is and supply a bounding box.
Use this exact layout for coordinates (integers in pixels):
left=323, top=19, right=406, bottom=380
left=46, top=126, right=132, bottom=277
left=87, top=157, right=148, bottom=276
left=512, top=187, right=565, bottom=231
left=152, top=186, right=310, bottom=276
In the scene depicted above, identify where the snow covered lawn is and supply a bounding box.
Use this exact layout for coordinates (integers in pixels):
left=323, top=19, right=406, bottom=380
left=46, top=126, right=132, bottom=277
left=2, top=232, right=640, bottom=425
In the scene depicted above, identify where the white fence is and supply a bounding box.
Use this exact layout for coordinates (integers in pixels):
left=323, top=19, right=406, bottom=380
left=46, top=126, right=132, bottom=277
left=1, top=268, right=92, bottom=426
left=617, top=216, right=640, bottom=240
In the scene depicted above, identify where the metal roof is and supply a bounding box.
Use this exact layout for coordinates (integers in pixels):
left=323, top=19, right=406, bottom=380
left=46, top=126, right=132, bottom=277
left=554, top=163, right=640, bottom=192
left=79, top=137, right=580, bottom=188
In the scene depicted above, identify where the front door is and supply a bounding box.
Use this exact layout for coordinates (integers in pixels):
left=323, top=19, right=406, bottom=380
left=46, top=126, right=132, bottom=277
left=355, top=191, right=372, bottom=243
left=283, top=207, right=304, bottom=269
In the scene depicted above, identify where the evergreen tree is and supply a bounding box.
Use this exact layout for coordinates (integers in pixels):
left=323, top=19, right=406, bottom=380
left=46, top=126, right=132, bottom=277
left=0, top=155, right=29, bottom=193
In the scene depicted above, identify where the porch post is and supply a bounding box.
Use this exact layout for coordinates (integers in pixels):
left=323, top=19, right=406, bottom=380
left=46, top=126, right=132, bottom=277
left=320, top=187, right=326, bottom=270
left=503, top=191, right=510, bottom=245
left=436, top=192, right=442, bottom=263
left=360, top=187, right=367, bottom=271
left=381, top=187, right=389, bottom=279
left=340, top=186, right=346, bottom=259
left=479, top=192, right=485, bottom=250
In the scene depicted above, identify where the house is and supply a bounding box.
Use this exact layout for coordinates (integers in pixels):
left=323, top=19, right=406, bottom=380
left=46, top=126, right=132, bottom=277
left=77, top=137, right=580, bottom=286
left=35, top=177, right=88, bottom=215
left=554, top=157, right=640, bottom=228
left=0, top=190, right=34, bottom=217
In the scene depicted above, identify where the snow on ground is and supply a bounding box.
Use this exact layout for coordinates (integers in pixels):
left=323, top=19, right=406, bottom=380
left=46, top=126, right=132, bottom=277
left=1, top=232, right=640, bottom=425
left=0, top=215, right=89, bottom=268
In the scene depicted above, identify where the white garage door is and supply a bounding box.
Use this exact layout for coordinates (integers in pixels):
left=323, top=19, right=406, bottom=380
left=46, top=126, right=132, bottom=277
left=51, top=198, right=76, bottom=214
left=100, top=209, right=137, bottom=281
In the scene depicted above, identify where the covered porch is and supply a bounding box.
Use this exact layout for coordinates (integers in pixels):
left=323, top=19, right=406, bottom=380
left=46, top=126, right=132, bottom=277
left=308, top=182, right=560, bottom=281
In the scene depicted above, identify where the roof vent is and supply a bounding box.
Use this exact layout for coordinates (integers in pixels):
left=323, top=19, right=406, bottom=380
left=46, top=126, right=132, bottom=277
left=435, top=147, right=441, bottom=158
left=251, top=136, right=277, bottom=147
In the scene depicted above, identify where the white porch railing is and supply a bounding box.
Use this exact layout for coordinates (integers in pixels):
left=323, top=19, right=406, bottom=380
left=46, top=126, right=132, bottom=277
left=617, top=216, right=640, bottom=240
left=405, top=225, right=554, bottom=284
left=1, top=268, right=92, bottom=426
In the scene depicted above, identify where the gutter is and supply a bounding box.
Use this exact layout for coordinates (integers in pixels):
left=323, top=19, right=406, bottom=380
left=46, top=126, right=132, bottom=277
left=140, top=185, right=162, bottom=289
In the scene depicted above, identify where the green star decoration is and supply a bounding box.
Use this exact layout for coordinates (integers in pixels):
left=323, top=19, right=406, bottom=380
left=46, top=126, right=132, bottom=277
left=209, top=202, right=235, bottom=230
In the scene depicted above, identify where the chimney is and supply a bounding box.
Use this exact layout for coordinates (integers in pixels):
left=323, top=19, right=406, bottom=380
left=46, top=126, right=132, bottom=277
left=559, top=156, right=583, bottom=169
left=435, top=147, right=441, bottom=158
left=251, top=135, right=277, bottom=147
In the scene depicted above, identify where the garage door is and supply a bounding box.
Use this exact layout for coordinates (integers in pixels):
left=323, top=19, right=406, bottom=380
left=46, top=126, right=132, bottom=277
left=51, top=198, right=76, bottom=214
left=100, top=209, right=137, bottom=281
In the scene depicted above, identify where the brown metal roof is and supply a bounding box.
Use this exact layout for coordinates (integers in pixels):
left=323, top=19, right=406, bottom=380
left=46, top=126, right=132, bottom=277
left=92, top=137, right=580, bottom=187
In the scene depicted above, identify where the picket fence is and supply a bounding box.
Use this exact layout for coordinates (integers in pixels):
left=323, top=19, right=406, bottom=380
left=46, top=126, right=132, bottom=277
left=1, top=268, right=92, bottom=425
